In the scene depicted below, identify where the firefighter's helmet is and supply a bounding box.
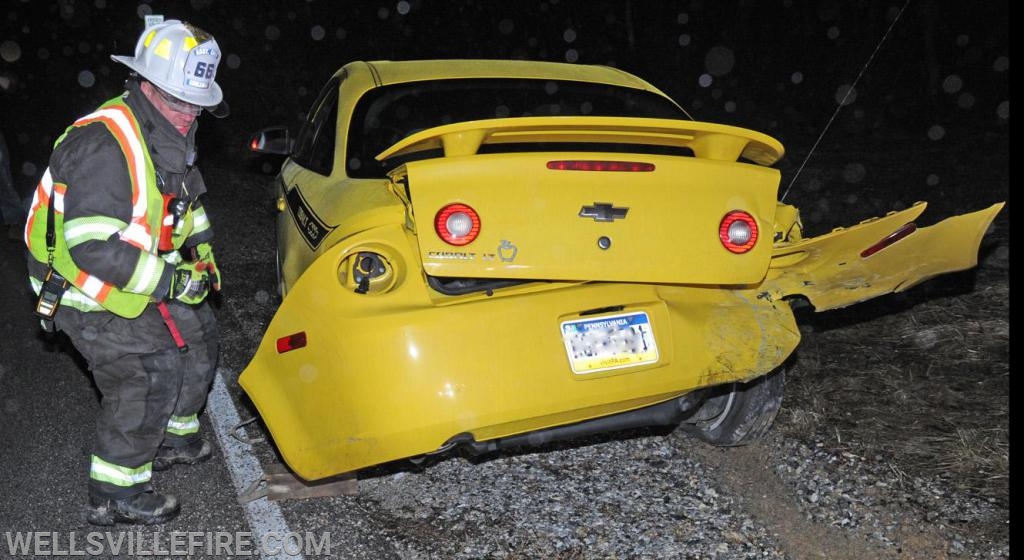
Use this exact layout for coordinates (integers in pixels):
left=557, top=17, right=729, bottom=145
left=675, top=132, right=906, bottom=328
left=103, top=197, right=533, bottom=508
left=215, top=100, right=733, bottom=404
left=112, top=19, right=228, bottom=117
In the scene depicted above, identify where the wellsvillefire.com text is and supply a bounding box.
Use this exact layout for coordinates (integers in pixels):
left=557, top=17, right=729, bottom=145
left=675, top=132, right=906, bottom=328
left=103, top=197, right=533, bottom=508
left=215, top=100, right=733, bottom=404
left=4, top=531, right=331, bottom=557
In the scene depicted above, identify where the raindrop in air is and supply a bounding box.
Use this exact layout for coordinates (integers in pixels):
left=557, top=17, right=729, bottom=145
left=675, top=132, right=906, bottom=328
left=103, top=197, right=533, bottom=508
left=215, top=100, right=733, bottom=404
left=377, top=7, right=389, bottom=19
left=78, top=41, right=91, bottom=54
left=678, top=34, right=691, bottom=47
left=842, top=163, right=866, bottom=183
left=941, top=74, right=962, bottom=94
left=955, top=34, right=969, bottom=47
left=581, top=101, right=593, bottom=114
left=311, top=25, right=325, bottom=41
left=37, top=48, right=50, bottom=60
left=499, top=19, right=514, bottom=35
left=0, top=40, right=21, bottom=63
left=227, top=54, right=241, bottom=69
left=563, top=29, right=577, bottom=43
left=255, top=290, right=270, bottom=304
left=677, top=13, right=689, bottom=24
left=261, top=162, right=273, bottom=173
left=136, top=4, right=152, bottom=17
left=21, top=161, right=36, bottom=177
left=827, top=26, right=840, bottom=40
left=927, top=125, right=945, bottom=140
left=397, top=1, right=410, bottom=15
left=835, top=84, right=857, bottom=106
left=957, top=92, right=975, bottom=109
left=992, top=56, right=1008, bottom=72
left=349, top=157, right=362, bottom=170
left=724, top=101, right=736, bottom=113
left=790, top=71, right=803, bottom=84
left=494, top=105, right=510, bottom=118
left=698, top=74, right=712, bottom=88
left=95, top=0, right=106, bottom=8
left=545, top=81, right=559, bottom=95
left=265, top=25, right=281, bottom=40
left=704, top=46, right=735, bottom=76
left=996, top=101, right=1008, bottom=120
left=565, top=49, right=579, bottom=63
left=336, top=28, right=347, bottom=40
left=77, top=70, right=95, bottom=88
left=926, top=174, right=940, bottom=186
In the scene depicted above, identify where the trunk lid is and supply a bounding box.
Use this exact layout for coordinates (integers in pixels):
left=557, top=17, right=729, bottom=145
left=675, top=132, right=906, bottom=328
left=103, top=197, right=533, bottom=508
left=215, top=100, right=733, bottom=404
left=380, top=117, right=784, bottom=285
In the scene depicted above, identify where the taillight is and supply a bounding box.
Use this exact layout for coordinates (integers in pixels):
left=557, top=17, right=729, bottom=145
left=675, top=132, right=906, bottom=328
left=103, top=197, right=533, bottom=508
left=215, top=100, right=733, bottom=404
left=435, top=203, right=481, bottom=246
left=719, top=211, right=758, bottom=254
left=860, top=223, right=917, bottom=258
left=276, top=331, right=307, bottom=354
left=547, top=160, right=655, bottom=172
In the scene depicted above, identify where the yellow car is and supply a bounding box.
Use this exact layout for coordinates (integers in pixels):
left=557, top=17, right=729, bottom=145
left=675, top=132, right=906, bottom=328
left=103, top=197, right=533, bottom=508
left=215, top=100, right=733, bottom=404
left=242, top=60, right=1003, bottom=481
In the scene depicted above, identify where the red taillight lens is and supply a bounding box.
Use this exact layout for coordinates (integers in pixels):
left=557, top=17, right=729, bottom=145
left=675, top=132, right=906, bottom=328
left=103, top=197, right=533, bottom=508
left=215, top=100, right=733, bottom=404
left=435, top=203, right=481, bottom=246
left=276, top=331, right=307, bottom=354
left=547, top=160, right=655, bottom=172
left=250, top=137, right=260, bottom=151
left=719, top=211, right=759, bottom=254
left=860, top=223, right=917, bottom=258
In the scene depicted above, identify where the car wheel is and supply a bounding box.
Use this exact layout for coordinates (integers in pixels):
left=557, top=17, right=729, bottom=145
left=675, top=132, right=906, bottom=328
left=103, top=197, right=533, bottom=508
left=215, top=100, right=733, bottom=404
left=680, top=367, right=785, bottom=446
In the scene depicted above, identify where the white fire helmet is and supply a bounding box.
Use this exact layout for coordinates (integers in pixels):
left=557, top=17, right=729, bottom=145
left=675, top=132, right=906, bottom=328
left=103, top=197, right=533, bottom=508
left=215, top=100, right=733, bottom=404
left=111, top=19, right=228, bottom=117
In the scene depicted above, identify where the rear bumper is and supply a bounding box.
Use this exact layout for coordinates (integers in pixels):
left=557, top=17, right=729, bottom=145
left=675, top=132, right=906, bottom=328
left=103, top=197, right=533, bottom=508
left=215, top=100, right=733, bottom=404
left=239, top=227, right=799, bottom=480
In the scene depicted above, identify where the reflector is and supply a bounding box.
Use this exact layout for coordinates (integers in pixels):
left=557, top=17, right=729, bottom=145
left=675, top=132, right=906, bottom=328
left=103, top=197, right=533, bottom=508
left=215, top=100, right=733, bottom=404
left=860, top=223, right=917, bottom=258
left=276, top=331, right=307, bottom=353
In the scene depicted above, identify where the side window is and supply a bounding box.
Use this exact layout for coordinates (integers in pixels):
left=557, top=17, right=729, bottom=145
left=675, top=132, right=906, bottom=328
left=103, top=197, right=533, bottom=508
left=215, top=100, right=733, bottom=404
left=291, top=76, right=340, bottom=176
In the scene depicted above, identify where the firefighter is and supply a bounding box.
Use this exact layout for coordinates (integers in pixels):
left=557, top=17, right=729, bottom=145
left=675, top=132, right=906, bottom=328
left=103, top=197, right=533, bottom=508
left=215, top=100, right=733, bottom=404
left=24, top=19, right=228, bottom=525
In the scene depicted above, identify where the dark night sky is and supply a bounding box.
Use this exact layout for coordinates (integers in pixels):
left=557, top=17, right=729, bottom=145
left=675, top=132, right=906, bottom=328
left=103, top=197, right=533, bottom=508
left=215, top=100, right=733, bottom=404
left=0, top=0, right=1009, bottom=223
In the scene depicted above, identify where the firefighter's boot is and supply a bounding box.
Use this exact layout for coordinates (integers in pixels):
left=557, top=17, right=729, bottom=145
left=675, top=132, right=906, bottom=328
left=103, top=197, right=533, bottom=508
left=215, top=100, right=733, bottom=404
left=86, top=490, right=180, bottom=526
left=153, top=438, right=213, bottom=471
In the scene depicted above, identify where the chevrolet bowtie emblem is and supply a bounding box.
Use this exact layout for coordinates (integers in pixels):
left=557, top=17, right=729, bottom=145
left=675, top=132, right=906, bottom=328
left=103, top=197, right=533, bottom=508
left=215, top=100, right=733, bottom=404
left=579, top=203, right=629, bottom=222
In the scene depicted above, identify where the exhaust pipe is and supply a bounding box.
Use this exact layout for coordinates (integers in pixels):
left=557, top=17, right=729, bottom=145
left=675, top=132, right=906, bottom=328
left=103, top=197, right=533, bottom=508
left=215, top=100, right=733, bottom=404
left=457, top=392, right=705, bottom=456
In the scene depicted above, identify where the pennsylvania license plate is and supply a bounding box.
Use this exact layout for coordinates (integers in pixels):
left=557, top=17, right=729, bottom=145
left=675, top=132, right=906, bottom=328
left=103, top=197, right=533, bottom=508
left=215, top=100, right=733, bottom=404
left=561, top=312, right=659, bottom=374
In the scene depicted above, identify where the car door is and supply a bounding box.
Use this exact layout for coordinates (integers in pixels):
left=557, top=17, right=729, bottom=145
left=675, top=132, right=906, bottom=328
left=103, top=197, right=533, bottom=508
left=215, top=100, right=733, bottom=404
left=277, top=77, right=341, bottom=293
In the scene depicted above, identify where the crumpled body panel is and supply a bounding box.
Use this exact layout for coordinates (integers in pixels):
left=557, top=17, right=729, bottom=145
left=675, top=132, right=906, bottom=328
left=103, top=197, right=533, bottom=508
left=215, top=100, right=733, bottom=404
left=238, top=226, right=800, bottom=480
left=762, top=202, right=1004, bottom=311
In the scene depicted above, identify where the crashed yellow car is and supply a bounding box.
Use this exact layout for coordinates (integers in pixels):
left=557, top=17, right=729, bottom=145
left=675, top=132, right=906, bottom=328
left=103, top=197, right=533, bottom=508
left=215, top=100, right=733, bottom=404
left=242, top=59, right=1003, bottom=481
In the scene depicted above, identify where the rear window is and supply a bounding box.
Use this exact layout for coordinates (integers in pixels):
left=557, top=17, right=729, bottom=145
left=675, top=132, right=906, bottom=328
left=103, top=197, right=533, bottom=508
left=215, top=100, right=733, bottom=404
left=346, top=78, right=688, bottom=178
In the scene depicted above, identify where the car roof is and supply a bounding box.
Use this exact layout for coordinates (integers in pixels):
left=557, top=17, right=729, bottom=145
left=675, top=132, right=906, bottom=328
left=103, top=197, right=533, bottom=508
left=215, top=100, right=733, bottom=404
left=355, top=59, right=675, bottom=100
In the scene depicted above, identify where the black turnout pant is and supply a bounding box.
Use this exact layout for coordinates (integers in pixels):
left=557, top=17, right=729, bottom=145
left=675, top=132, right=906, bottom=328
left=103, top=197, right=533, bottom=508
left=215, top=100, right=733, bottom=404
left=56, top=301, right=218, bottom=499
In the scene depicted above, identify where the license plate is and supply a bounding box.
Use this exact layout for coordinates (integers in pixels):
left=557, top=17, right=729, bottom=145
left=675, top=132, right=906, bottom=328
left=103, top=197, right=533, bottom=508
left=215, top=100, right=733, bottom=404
left=561, top=311, right=659, bottom=374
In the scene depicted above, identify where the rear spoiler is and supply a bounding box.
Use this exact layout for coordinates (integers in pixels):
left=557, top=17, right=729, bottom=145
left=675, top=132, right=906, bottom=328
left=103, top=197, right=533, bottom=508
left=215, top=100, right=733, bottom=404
left=375, top=116, right=785, bottom=166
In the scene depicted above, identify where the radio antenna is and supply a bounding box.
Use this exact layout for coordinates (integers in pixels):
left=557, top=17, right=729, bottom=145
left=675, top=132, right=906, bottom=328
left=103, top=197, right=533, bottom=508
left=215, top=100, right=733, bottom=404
left=780, top=0, right=911, bottom=202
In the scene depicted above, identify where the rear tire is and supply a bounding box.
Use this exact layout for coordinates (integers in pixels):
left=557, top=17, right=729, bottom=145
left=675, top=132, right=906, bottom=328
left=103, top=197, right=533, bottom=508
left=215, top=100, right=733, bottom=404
left=681, top=367, right=785, bottom=446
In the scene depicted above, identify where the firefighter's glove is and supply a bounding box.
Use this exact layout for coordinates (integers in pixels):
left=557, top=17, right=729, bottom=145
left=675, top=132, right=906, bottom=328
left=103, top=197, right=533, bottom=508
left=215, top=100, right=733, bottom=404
left=189, top=242, right=221, bottom=292
left=167, top=261, right=210, bottom=305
